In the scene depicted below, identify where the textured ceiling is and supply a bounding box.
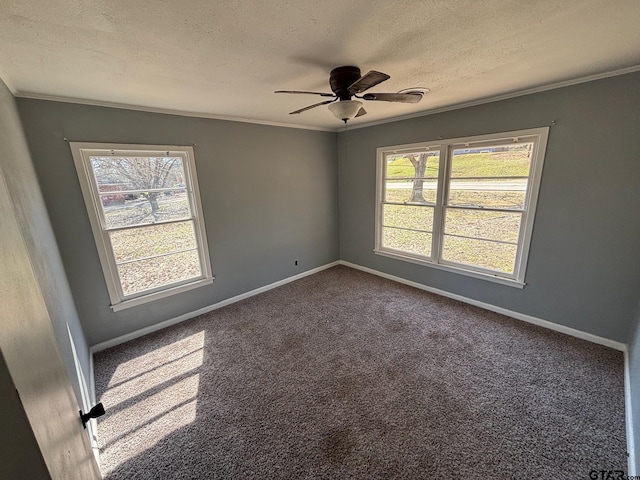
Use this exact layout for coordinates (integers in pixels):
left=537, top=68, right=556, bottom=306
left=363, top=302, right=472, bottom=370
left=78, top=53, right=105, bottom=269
left=1, top=0, right=639, bottom=130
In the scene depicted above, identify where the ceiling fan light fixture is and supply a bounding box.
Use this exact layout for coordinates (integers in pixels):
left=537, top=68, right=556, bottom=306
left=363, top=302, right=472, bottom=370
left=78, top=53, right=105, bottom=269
left=328, top=99, right=363, bottom=123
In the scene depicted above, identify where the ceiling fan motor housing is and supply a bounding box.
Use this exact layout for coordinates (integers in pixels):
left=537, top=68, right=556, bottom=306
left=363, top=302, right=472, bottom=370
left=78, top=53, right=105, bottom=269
left=330, top=66, right=361, bottom=100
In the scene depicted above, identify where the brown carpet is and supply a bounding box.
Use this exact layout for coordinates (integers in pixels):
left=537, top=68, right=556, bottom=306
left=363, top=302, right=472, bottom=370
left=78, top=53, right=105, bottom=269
left=94, top=265, right=627, bottom=479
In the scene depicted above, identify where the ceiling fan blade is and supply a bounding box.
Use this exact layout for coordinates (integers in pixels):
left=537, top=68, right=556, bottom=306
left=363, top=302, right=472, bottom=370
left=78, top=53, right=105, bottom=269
left=362, top=92, right=423, bottom=103
left=275, top=90, right=335, bottom=97
left=289, top=99, right=336, bottom=115
left=355, top=107, right=367, bottom=117
left=348, top=71, right=390, bottom=95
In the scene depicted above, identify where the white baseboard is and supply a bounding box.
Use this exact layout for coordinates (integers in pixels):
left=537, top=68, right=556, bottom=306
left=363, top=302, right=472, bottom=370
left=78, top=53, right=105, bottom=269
left=86, top=351, right=101, bottom=467
left=625, top=350, right=637, bottom=475
left=339, top=260, right=626, bottom=352
left=88, top=352, right=96, bottom=404
left=90, top=261, right=340, bottom=353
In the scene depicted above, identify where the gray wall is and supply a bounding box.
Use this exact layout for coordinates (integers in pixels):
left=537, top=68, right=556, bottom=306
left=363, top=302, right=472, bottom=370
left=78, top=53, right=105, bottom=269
left=13, top=72, right=639, bottom=347
left=0, top=79, right=91, bottom=409
left=629, top=303, right=640, bottom=474
left=338, top=72, right=640, bottom=343
left=17, top=99, right=339, bottom=345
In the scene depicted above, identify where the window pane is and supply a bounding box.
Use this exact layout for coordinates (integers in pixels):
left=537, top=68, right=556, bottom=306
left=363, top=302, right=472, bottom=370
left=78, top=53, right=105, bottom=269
left=385, top=181, right=438, bottom=204
left=118, top=250, right=201, bottom=296
left=450, top=143, right=533, bottom=178
left=447, top=178, right=527, bottom=209
left=442, top=235, right=517, bottom=274
left=385, top=151, right=439, bottom=204
left=90, top=156, right=186, bottom=192
left=385, top=152, right=439, bottom=179
left=110, top=221, right=198, bottom=263
left=383, top=204, right=434, bottom=232
left=90, top=155, right=191, bottom=228
left=382, top=228, right=432, bottom=257
left=444, top=208, right=522, bottom=243
left=102, top=191, right=191, bottom=228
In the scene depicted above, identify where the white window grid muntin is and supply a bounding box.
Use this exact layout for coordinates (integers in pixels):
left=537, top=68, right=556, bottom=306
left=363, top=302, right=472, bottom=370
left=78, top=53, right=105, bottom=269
left=375, top=127, right=549, bottom=286
left=70, top=143, right=212, bottom=308
left=438, top=211, right=521, bottom=278
left=439, top=145, right=523, bottom=279
left=378, top=143, right=444, bottom=261
left=93, top=156, right=197, bottom=299
left=90, top=149, right=204, bottom=299
left=106, top=221, right=201, bottom=299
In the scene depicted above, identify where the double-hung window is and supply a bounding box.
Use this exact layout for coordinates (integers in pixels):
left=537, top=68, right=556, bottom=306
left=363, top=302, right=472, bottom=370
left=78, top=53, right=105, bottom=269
left=70, top=143, right=213, bottom=310
left=375, top=127, right=549, bottom=287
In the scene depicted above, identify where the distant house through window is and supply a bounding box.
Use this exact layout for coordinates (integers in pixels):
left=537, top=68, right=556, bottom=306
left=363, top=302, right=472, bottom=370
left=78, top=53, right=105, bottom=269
left=70, top=143, right=213, bottom=310
left=375, top=128, right=549, bottom=287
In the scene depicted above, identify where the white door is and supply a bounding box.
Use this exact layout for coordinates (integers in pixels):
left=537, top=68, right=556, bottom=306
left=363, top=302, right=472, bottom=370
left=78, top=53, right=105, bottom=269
left=0, top=164, right=101, bottom=478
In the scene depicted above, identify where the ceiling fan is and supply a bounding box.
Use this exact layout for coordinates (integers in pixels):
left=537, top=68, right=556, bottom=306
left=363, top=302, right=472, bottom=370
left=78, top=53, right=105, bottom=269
left=275, top=66, right=426, bottom=123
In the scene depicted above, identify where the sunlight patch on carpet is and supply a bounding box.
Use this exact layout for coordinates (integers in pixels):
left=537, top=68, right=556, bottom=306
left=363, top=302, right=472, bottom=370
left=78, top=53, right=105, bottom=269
left=97, top=331, right=204, bottom=476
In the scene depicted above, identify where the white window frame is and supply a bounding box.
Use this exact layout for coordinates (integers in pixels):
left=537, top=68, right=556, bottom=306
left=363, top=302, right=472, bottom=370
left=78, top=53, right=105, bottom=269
left=374, top=127, right=549, bottom=288
left=70, top=142, right=213, bottom=311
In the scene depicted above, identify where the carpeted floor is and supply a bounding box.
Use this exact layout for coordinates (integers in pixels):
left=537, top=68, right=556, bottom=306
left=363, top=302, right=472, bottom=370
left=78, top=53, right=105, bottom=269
left=94, top=266, right=627, bottom=479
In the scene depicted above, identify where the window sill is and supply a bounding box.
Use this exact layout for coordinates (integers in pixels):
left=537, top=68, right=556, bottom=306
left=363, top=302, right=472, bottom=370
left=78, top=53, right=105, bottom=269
left=373, top=249, right=525, bottom=289
left=110, top=276, right=215, bottom=311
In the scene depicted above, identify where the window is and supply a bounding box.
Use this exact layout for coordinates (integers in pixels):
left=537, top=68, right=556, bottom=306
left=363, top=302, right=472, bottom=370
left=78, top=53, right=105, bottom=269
left=375, top=128, right=549, bottom=287
left=70, top=143, right=213, bottom=310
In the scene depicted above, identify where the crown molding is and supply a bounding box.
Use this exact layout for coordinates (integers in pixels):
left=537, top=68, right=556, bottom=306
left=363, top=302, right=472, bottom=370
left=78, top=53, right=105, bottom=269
left=12, top=64, right=640, bottom=133
left=341, top=65, right=640, bottom=132
left=13, top=91, right=336, bottom=132
left=0, top=69, right=17, bottom=94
